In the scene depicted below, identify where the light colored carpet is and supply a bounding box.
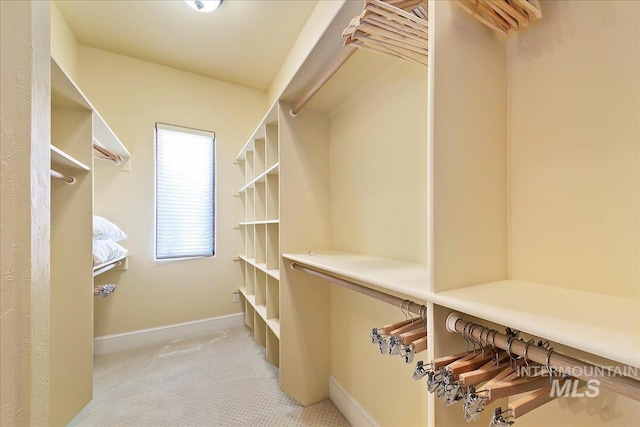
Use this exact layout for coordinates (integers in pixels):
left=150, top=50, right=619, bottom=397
left=69, top=326, right=350, bottom=427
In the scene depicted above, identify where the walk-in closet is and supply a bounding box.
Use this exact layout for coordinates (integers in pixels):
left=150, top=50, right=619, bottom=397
left=1, top=0, right=638, bottom=426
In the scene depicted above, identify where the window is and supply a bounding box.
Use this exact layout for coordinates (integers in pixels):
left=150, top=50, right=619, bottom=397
left=155, top=123, right=215, bottom=259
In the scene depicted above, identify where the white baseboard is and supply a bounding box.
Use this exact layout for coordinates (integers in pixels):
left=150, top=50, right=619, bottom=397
left=93, top=313, right=244, bottom=356
left=329, top=376, right=378, bottom=427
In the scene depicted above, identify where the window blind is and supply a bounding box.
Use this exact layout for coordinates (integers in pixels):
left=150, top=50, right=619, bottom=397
left=155, top=123, right=215, bottom=259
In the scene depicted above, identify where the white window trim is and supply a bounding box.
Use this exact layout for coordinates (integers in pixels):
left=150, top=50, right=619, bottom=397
left=154, top=122, right=217, bottom=261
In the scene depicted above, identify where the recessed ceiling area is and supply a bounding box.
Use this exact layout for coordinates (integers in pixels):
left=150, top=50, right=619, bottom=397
left=55, top=0, right=318, bottom=91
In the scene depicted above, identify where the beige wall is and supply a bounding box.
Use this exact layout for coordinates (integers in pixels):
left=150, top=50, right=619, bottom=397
left=327, top=60, right=428, bottom=425
left=50, top=1, right=79, bottom=81
left=0, top=0, right=51, bottom=425
left=507, top=0, right=640, bottom=299
left=329, top=60, right=428, bottom=264
left=77, top=46, right=267, bottom=336
left=505, top=2, right=640, bottom=424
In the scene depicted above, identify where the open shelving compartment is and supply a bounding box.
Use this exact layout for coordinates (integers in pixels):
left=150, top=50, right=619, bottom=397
left=50, top=56, right=131, bottom=426
left=235, top=104, right=281, bottom=367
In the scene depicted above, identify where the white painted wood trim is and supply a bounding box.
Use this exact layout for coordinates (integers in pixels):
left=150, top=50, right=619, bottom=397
left=93, top=313, right=244, bottom=356
left=329, top=376, right=378, bottom=427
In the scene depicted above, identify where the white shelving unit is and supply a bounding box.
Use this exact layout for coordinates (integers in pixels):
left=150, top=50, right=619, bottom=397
left=49, top=56, right=131, bottom=426
left=236, top=104, right=280, bottom=367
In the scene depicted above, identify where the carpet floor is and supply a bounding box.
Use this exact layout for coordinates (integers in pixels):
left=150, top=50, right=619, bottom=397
left=69, top=326, right=350, bottom=426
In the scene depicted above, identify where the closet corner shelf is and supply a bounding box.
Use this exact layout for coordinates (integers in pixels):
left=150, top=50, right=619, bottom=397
left=235, top=103, right=278, bottom=161
left=282, top=251, right=429, bottom=302
left=51, top=145, right=90, bottom=171
left=239, top=163, right=279, bottom=192
left=93, top=255, right=127, bottom=277
left=238, top=286, right=280, bottom=338
left=239, top=255, right=280, bottom=280
left=430, top=280, right=640, bottom=369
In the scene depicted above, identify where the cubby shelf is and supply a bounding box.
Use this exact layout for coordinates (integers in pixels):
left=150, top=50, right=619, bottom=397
left=239, top=255, right=280, bottom=280
left=239, top=163, right=279, bottom=192
left=51, top=145, right=90, bottom=171
left=236, top=103, right=280, bottom=368
left=238, top=286, right=280, bottom=338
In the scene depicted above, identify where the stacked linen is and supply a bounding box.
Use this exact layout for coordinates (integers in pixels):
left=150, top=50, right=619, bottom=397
left=93, top=215, right=128, bottom=266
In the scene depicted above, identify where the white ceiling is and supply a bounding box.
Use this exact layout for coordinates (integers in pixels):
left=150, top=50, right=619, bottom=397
left=55, top=0, right=318, bottom=91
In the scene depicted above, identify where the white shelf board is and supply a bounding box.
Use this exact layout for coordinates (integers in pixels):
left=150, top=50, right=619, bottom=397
left=51, top=145, right=90, bottom=171
left=267, top=269, right=280, bottom=281
left=235, top=104, right=278, bottom=161
left=239, top=286, right=275, bottom=330
left=431, top=280, right=640, bottom=369
left=266, top=318, right=280, bottom=339
left=239, top=220, right=280, bottom=226
left=239, top=163, right=279, bottom=193
left=239, top=255, right=280, bottom=281
left=282, top=250, right=429, bottom=301
left=255, top=304, right=268, bottom=321
left=51, top=57, right=131, bottom=159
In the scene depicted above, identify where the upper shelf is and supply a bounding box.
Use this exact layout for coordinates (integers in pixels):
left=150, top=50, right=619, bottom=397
left=51, top=145, right=90, bottom=171
left=283, top=251, right=640, bottom=369
left=51, top=58, right=131, bottom=159
left=430, top=280, right=640, bottom=369
left=236, top=105, right=278, bottom=161
left=282, top=250, right=429, bottom=301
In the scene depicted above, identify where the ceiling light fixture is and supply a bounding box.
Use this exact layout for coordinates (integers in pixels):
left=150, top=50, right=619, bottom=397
left=184, top=0, right=223, bottom=13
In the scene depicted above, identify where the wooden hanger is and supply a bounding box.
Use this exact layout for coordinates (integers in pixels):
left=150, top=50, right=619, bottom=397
left=447, top=349, right=495, bottom=378
left=389, top=318, right=424, bottom=336
left=343, top=0, right=427, bottom=67
left=430, top=350, right=473, bottom=370
left=410, top=336, right=427, bottom=354
left=453, top=0, right=542, bottom=37
left=381, top=318, right=415, bottom=335
left=459, top=351, right=511, bottom=386
left=400, top=327, right=426, bottom=344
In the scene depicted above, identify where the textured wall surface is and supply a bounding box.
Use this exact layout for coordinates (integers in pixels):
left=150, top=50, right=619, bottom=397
left=0, top=0, right=51, bottom=425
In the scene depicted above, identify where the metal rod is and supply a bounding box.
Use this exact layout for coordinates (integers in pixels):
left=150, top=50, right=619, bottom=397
left=446, top=313, right=640, bottom=402
left=290, top=47, right=357, bottom=117
left=50, top=169, right=76, bottom=185
left=93, top=260, right=122, bottom=277
left=93, top=141, right=123, bottom=165
left=290, top=262, right=425, bottom=316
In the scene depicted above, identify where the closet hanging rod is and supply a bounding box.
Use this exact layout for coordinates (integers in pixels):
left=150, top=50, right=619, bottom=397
left=290, top=261, right=425, bottom=316
left=93, top=141, right=123, bottom=165
left=446, top=313, right=640, bottom=402
left=50, top=169, right=76, bottom=185
left=289, top=47, right=356, bottom=117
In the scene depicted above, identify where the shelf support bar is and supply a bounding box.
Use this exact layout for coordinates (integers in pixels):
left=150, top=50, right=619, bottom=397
left=446, top=313, right=640, bottom=402
left=290, top=261, right=425, bottom=316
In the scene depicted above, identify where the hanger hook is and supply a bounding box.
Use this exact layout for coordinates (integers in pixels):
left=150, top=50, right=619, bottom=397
left=545, top=347, right=555, bottom=386
left=400, top=300, right=410, bottom=320
left=522, top=339, right=535, bottom=379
